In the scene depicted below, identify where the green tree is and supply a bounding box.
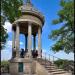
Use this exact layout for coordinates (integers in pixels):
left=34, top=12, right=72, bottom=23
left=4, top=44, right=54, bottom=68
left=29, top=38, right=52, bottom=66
left=49, top=0, right=74, bottom=53
left=1, top=60, right=9, bottom=72
left=1, top=0, right=23, bottom=50
left=1, top=60, right=9, bottom=67
left=1, top=0, right=23, bottom=23
left=0, top=15, right=8, bottom=50
left=54, top=59, right=74, bottom=74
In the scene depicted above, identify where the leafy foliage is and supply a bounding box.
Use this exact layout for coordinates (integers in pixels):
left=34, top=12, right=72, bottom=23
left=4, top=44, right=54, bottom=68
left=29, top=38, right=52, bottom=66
left=1, top=0, right=23, bottom=23
left=1, top=60, right=9, bottom=73
left=0, top=16, right=8, bottom=50
left=1, top=0, right=23, bottom=50
left=1, top=60, right=9, bottom=67
left=54, top=59, right=74, bottom=74
left=49, top=0, right=74, bottom=53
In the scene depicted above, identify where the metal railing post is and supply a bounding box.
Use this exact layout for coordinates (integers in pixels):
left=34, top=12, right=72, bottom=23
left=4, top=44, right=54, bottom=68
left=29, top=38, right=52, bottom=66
left=49, top=54, right=50, bottom=61
left=41, top=52, right=73, bottom=74
left=45, top=53, right=46, bottom=67
left=52, top=56, right=54, bottom=63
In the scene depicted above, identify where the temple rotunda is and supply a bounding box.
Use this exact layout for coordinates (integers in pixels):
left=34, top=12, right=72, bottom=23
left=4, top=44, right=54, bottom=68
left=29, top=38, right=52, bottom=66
left=9, top=0, right=45, bottom=75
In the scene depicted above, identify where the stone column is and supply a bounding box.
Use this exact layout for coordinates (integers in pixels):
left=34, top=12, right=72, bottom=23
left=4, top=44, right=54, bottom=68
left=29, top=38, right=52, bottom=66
left=15, top=24, right=20, bottom=57
left=25, top=34, right=28, bottom=50
left=28, top=22, right=32, bottom=57
left=28, top=22, right=33, bottom=75
left=33, top=34, right=36, bottom=50
left=12, top=30, right=16, bottom=49
left=38, top=27, right=42, bottom=58
left=12, top=30, right=16, bottom=57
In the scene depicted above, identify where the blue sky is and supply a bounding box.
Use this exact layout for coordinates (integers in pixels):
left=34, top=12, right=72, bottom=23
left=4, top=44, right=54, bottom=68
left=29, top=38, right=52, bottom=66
left=1, top=0, right=74, bottom=61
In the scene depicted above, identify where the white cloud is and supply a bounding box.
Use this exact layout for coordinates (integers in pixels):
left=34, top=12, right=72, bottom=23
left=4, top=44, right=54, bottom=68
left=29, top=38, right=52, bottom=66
left=2, top=40, right=24, bottom=50
left=4, top=21, right=12, bottom=33
left=7, top=40, right=12, bottom=46
left=38, top=48, right=74, bottom=61
left=42, top=50, right=74, bottom=61
left=1, top=49, right=12, bottom=61
left=20, top=42, right=24, bottom=45
left=1, top=42, right=74, bottom=61
left=53, top=51, right=74, bottom=60
left=6, top=40, right=24, bottom=46
left=1, top=40, right=24, bottom=61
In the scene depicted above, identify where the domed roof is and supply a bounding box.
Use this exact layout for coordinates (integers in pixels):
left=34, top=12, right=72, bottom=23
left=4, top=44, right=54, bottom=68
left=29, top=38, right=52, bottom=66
left=19, top=1, right=44, bottom=24
left=19, top=3, right=38, bottom=13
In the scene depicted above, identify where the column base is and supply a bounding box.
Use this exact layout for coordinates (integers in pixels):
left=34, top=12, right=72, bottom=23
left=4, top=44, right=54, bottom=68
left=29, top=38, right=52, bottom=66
left=37, top=56, right=41, bottom=59
left=37, top=53, right=42, bottom=58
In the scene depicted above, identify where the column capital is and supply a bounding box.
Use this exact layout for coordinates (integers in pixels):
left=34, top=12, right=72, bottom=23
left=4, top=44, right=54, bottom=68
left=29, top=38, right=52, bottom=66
left=28, top=21, right=32, bottom=25
left=38, top=26, right=42, bottom=33
left=16, top=21, right=19, bottom=24
left=16, top=23, right=20, bottom=31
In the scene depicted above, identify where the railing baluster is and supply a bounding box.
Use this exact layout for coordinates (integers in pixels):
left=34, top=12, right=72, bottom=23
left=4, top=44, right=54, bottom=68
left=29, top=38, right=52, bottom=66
left=41, top=52, right=73, bottom=74
left=53, top=56, right=54, bottom=63
left=49, top=54, right=50, bottom=61
left=45, top=53, right=46, bottom=67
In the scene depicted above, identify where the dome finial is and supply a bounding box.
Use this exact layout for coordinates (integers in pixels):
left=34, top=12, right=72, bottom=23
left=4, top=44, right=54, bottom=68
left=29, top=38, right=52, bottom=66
left=26, top=0, right=31, bottom=3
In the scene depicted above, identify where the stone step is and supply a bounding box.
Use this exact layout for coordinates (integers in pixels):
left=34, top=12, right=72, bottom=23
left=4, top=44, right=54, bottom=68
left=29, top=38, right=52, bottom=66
left=55, top=73, right=72, bottom=75
left=41, top=63, right=53, bottom=66
left=50, top=71, right=67, bottom=74
left=45, top=66, right=56, bottom=68
left=37, top=59, right=68, bottom=75
left=45, top=64, right=54, bottom=66
left=46, top=68, right=57, bottom=70
left=45, top=67, right=56, bottom=70
left=47, top=68, right=62, bottom=70
left=48, top=69, right=64, bottom=72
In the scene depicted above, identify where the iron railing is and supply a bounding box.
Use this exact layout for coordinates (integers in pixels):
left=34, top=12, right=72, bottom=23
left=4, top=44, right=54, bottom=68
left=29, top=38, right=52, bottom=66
left=41, top=52, right=62, bottom=62
left=41, top=52, right=74, bottom=75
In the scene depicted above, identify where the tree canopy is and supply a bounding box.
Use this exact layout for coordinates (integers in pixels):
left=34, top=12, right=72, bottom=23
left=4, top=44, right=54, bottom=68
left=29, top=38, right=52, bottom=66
left=1, top=0, right=23, bottom=50
left=0, top=16, right=8, bottom=50
left=1, top=0, right=23, bottom=23
left=49, top=0, right=74, bottom=53
left=54, top=59, right=74, bottom=74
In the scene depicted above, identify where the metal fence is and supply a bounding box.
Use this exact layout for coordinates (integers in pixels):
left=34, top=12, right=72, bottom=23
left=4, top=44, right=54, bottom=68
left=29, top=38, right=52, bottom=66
left=41, top=52, right=74, bottom=75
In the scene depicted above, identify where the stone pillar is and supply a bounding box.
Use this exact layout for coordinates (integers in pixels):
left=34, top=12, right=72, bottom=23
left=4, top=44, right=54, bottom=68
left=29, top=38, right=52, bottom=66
left=28, top=22, right=32, bottom=57
left=12, top=30, right=16, bottom=57
left=25, top=34, right=28, bottom=50
left=12, top=30, right=16, bottom=49
left=28, top=22, right=33, bottom=75
left=38, top=27, right=42, bottom=58
left=15, top=24, right=20, bottom=57
left=33, top=34, right=36, bottom=50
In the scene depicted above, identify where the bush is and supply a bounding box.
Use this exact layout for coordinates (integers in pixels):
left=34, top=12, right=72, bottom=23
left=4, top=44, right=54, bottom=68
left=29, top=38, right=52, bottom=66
left=54, top=59, right=74, bottom=75
left=1, top=60, right=9, bottom=73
